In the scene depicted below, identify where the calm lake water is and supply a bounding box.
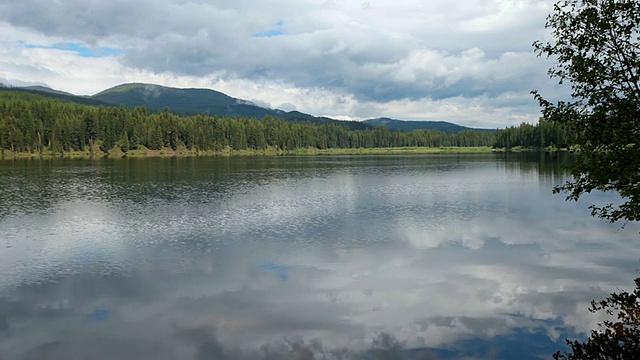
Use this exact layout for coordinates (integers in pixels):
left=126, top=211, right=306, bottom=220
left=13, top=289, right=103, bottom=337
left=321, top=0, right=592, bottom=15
left=1, top=154, right=639, bottom=360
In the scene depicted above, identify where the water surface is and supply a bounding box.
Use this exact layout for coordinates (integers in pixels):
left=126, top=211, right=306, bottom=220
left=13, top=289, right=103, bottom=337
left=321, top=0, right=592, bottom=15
left=0, top=154, right=638, bottom=359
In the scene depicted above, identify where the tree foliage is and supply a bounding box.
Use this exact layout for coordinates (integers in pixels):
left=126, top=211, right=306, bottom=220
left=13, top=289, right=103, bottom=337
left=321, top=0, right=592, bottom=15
left=0, top=88, right=581, bottom=157
left=534, top=0, right=640, bottom=358
left=553, top=278, right=640, bottom=359
left=533, top=0, right=640, bottom=223
left=0, top=90, right=502, bottom=155
left=493, top=118, right=571, bottom=149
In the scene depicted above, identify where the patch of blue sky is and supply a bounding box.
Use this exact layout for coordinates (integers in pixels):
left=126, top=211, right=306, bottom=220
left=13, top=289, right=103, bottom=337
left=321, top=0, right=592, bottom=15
left=253, top=29, right=285, bottom=38
left=19, top=41, right=122, bottom=58
left=252, top=20, right=286, bottom=38
left=84, top=308, right=110, bottom=323
left=258, top=261, right=289, bottom=281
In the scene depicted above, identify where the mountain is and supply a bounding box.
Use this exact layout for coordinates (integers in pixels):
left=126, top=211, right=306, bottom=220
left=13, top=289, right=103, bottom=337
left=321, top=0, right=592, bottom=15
left=364, top=117, right=487, bottom=133
left=5, top=82, right=487, bottom=133
left=91, top=83, right=371, bottom=130
left=93, top=83, right=238, bottom=114
left=3, top=86, right=110, bottom=106
left=22, top=86, right=76, bottom=97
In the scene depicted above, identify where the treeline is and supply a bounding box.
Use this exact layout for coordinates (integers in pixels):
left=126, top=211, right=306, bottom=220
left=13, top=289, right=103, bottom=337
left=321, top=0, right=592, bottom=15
left=0, top=91, right=496, bottom=154
left=0, top=90, right=571, bottom=155
left=494, top=120, right=572, bottom=149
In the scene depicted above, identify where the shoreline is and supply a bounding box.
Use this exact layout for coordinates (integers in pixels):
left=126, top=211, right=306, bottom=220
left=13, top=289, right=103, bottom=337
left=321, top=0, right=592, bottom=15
left=0, top=146, right=498, bottom=160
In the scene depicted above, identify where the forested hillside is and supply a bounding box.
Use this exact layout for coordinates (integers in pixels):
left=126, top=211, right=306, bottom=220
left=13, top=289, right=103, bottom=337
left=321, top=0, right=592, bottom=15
left=0, top=89, right=570, bottom=155
left=363, top=117, right=476, bottom=132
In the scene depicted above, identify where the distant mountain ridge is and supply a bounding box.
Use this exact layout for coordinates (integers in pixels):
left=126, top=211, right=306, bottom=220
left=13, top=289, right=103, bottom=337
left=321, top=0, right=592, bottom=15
left=93, top=83, right=238, bottom=114
left=2, top=85, right=110, bottom=106
left=363, top=118, right=486, bottom=133
left=91, top=83, right=372, bottom=130
left=92, top=83, right=326, bottom=121
left=22, top=86, right=75, bottom=97
left=9, top=82, right=486, bottom=132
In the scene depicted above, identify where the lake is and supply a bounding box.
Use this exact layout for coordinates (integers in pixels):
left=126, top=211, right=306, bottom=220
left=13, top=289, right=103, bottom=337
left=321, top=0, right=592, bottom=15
left=0, top=154, right=639, bottom=360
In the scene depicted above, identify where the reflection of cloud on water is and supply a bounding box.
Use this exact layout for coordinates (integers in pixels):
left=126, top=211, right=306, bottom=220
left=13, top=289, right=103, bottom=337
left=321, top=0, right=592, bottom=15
left=0, top=243, right=600, bottom=360
left=0, top=200, right=128, bottom=291
left=396, top=209, right=640, bottom=342
left=0, top=268, right=426, bottom=358
left=2, top=157, right=640, bottom=359
left=0, top=242, right=572, bottom=359
left=4, top=212, right=632, bottom=358
left=403, top=219, right=488, bottom=250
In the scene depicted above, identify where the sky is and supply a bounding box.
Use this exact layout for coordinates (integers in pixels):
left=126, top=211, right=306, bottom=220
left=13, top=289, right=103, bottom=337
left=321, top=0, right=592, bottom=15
left=0, top=0, right=567, bottom=128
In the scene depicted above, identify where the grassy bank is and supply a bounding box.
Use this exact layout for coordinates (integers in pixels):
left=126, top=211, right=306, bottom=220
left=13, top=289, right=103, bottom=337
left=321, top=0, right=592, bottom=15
left=0, top=146, right=496, bottom=160
left=304, top=146, right=494, bottom=155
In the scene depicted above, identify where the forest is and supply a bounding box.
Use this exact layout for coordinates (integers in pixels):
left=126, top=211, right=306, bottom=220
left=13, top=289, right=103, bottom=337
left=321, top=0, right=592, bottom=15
left=0, top=89, right=571, bottom=155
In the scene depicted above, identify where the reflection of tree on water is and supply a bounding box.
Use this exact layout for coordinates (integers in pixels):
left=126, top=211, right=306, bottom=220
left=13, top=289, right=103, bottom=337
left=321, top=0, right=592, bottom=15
left=497, top=151, right=572, bottom=186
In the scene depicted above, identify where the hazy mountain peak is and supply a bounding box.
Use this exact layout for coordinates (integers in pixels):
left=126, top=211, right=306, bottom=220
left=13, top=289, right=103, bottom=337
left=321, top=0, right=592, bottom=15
left=94, top=83, right=158, bottom=96
left=21, top=85, right=75, bottom=96
left=363, top=118, right=480, bottom=133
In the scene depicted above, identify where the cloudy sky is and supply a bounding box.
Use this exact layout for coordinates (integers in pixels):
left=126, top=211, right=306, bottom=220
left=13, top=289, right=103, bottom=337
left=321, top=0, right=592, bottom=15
left=0, top=0, right=565, bottom=128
